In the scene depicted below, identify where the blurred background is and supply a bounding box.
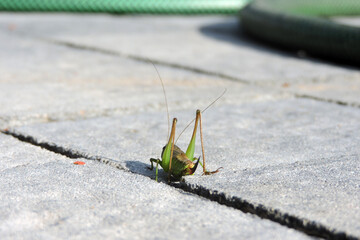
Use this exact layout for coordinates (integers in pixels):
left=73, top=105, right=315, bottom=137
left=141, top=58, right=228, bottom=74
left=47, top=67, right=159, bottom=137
left=1, top=0, right=360, bottom=65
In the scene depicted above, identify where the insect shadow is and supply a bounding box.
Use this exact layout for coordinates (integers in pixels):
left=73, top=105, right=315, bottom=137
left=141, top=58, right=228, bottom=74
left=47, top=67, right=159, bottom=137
left=124, top=160, right=168, bottom=181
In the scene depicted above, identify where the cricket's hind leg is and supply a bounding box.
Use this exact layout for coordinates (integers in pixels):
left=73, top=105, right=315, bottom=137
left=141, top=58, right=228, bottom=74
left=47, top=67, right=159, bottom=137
left=161, top=118, right=177, bottom=182
left=202, top=167, right=223, bottom=175
left=197, top=109, right=222, bottom=175
left=194, top=156, right=222, bottom=175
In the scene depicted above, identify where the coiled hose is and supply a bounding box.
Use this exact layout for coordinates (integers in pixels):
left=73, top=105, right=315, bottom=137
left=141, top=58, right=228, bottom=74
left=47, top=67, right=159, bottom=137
left=240, top=0, right=360, bottom=64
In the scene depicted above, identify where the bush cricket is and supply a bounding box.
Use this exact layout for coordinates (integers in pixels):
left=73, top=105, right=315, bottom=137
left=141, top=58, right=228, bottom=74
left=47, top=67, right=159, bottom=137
left=148, top=63, right=224, bottom=182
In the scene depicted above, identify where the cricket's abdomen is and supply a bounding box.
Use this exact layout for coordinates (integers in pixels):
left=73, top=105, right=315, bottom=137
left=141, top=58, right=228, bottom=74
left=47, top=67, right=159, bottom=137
left=161, top=145, right=197, bottom=179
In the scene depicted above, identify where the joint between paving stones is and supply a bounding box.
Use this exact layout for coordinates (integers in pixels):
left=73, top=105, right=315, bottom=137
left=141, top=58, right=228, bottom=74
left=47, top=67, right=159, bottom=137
left=2, top=129, right=84, bottom=159
left=169, top=182, right=358, bottom=240
left=38, top=37, right=250, bottom=85
left=295, top=94, right=360, bottom=108
left=1, top=129, right=126, bottom=171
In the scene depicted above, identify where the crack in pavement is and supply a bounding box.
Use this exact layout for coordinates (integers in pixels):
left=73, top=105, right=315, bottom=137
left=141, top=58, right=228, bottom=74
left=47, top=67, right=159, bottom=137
left=1, top=129, right=358, bottom=240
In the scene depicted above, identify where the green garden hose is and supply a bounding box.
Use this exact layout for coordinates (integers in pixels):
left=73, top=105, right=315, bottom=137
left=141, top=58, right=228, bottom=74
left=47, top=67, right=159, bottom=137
left=1, top=0, right=359, bottom=64
left=0, top=0, right=249, bottom=14
left=240, top=0, right=360, bottom=64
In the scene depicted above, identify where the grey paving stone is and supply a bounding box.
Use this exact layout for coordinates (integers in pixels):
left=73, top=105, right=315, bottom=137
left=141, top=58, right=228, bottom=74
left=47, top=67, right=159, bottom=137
left=11, top=97, right=360, bottom=237
left=1, top=14, right=359, bottom=106
left=0, top=134, right=310, bottom=239
left=1, top=29, right=286, bottom=128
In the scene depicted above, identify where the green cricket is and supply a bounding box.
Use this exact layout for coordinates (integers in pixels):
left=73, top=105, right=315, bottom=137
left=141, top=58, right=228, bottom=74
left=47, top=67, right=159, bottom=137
left=148, top=63, right=224, bottom=182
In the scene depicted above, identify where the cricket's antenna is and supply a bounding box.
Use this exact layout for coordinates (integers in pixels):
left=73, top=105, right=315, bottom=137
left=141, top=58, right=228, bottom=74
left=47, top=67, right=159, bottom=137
left=152, top=62, right=170, bottom=139
left=175, top=88, right=227, bottom=143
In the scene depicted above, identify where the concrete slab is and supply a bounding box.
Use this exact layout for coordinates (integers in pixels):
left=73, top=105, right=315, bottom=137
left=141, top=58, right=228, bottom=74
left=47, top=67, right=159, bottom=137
left=0, top=134, right=310, bottom=239
left=10, top=97, right=360, bottom=237
left=0, top=30, right=287, bottom=129
left=1, top=14, right=359, bottom=107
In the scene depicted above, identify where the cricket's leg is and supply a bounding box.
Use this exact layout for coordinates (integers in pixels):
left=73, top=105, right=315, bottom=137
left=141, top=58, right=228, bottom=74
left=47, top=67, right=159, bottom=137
left=185, top=110, right=200, bottom=161
left=155, top=159, right=159, bottom=182
left=162, top=118, right=177, bottom=182
left=197, top=110, right=207, bottom=173
left=149, top=158, right=161, bottom=182
left=197, top=110, right=222, bottom=175
left=149, top=158, right=161, bottom=170
left=185, top=110, right=206, bottom=173
left=168, top=118, right=176, bottom=182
